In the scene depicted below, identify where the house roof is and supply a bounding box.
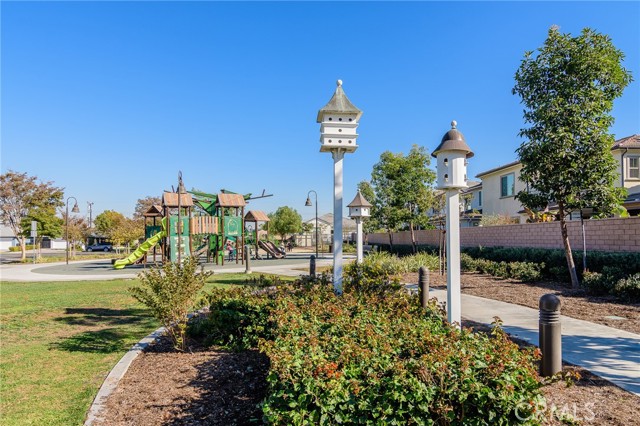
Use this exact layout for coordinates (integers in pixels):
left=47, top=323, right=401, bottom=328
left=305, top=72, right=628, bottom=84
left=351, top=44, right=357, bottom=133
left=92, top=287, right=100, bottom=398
left=347, top=191, right=372, bottom=208
left=244, top=210, right=270, bottom=222
left=461, top=181, right=482, bottom=193
left=476, top=134, right=639, bottom=179
left=317, top=80, right=363, bottom=122
left=305, top=213, right=357, bottom=230
left=476, top=160, right=522, bottom=178
left=215, top=193, right=246, bottom=207
left=162, top=192, right=194, bottom=207
left=612, top=134, right=640, bottom=149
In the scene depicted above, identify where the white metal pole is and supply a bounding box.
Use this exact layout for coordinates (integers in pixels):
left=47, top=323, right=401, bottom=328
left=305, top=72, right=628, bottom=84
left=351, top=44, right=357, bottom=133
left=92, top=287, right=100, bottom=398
left=356, top=218, right=363, bottom=264
left=445, top=190, right=461, bottom=327
left=333, top=150, right=344, bottom=294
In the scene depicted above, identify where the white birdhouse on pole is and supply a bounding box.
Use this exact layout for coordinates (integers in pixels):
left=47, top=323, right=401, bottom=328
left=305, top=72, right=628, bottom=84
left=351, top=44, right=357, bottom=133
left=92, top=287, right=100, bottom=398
left=317, top=80, right=363, bottom=294
left=348, top=191, right=372, bottom=264
left=432, top=120, right=473, bottom=327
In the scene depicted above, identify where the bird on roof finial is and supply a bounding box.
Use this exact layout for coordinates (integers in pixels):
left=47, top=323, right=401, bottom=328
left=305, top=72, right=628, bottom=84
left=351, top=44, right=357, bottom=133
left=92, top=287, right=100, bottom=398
left=337, top=79, right=343, bottom=87
left=451, top=120, right=457, bottom=129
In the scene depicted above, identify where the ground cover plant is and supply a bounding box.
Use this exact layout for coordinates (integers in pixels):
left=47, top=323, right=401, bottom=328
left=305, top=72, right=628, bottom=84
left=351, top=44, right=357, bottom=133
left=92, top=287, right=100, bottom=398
left=197, top=275, right=545, bottom=425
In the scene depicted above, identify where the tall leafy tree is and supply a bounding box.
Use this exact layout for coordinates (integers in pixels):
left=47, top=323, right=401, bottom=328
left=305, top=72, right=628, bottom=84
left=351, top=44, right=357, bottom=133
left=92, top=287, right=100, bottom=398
left=94, top=210, right=125, bottom=241
left=513, top=27, right=632, bottom=288
left=268, top=206, right=302, bottom=244
left=134, top=196, right=162, bottom=219
left=0, top=171, right=64, bottom=260
left=369, top=145, right=436, bottom=253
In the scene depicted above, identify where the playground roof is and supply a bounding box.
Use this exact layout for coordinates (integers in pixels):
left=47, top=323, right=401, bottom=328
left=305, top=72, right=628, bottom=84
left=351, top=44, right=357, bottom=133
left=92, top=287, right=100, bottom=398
left=245, top=210, right=270, bottom=222
left=143, top=205, right=163, bottom=217
left=162, top=192, right=194, bottom=207
left=216, top=193, right=246, bottom=207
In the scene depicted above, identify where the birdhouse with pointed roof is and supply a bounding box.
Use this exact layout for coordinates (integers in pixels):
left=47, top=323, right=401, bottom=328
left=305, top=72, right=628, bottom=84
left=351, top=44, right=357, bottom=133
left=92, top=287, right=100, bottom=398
left=431, top=121, right=474, bottom=189
left=348, top=191, right=372, bottom=219
left=317, top=80, right=362, bottom=154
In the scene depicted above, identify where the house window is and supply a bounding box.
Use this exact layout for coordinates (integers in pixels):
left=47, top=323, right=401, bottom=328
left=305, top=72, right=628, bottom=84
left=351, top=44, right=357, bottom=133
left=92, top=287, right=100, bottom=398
left=500, top=173, right=515, bottom=197
left=628, top=156, right=640, bottom=179
left=478, top=190, right=482, bottom=207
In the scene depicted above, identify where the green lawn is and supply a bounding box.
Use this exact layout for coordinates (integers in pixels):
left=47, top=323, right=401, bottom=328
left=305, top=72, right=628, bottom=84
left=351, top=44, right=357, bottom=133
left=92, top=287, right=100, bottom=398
left=0, top=273, right=281, bottom=426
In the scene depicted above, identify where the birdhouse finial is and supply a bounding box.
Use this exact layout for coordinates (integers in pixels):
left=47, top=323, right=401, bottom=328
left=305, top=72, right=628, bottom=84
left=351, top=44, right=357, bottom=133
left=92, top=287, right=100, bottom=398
left=337, top=79, right=343, bottom=87
left=451, top=120, right=457, bottom=129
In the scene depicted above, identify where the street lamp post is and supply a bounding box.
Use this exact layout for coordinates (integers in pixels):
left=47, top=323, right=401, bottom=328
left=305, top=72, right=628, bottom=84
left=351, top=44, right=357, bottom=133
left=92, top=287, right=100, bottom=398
left=317, top=79, right=363, bottom=295
left=305, top=190, right=319, bottom=259
left=66, top=197, right=80, bottom=265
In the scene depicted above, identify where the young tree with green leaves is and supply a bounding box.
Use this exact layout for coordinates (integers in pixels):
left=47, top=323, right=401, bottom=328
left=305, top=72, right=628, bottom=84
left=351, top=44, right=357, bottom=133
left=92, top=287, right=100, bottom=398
left=268, top=206, right=302, bottom=244
left=0, top=171, right=64, bottom=260
left=369, top=145, right=436, bottom=253
left=513, top=27, right=632, bottom=288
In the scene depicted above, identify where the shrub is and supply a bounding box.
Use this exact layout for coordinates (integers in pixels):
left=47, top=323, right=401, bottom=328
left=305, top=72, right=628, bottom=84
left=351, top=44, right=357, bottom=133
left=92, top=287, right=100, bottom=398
left=612, top=273, right=640, bottom=302
left=129, top=257, right=211, bottom=351
left=400, top=251, right=440, bottom=272
left=343, top=253, right=403, bottom=295
left=9, top=245, right=34, bottom=252
left=259, top=286, right=544, bottom=425
left=190, top=287, right=274, bottom=351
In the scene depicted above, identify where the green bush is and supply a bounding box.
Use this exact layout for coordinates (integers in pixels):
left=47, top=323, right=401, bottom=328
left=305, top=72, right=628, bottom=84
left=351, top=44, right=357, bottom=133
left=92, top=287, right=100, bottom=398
left=190, top=287, right=274, bottom=351
left=400, top=251, right=440, bottom=272
left=129, top=257, right=211, bottom=351
left=260, top=286, right=544, bottom=425
left=612, top=273, right=640, bottom=302
left=343, top=253, right=403, bottom=295
left=9, top=245, right=34, bottom=252
left=460, top=253, right=542, bottom=282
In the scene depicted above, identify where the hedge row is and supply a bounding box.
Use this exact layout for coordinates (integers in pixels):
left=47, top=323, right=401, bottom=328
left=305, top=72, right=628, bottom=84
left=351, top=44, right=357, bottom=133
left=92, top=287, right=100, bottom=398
left=376, top=244, right=640, bottom=280
left=193, top=281, right=545, bottom=425
left=460, top=254, right=543, bottom=282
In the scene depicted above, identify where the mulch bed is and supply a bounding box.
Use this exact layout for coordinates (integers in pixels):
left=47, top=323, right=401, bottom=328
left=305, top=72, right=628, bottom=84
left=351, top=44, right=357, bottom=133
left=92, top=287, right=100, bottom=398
left=94, top=273, right=640, bottom=425
left=402, top=271, right=640, bottom=334
left=95, top=338, right=269, bottom=426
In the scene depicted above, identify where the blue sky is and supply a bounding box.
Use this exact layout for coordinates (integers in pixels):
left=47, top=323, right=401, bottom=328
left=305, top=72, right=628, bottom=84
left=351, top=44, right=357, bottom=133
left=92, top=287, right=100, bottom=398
left=2, top=1, right=639, bottom=221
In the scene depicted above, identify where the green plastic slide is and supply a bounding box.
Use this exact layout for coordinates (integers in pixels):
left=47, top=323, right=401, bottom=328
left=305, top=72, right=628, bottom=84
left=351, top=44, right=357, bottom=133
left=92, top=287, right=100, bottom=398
left=113, top=229, right=166, bottom=269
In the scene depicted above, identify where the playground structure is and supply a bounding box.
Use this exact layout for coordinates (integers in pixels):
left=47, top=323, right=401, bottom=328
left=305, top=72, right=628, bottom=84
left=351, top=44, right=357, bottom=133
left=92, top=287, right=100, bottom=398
left=113, top=175, right=274, bottom=269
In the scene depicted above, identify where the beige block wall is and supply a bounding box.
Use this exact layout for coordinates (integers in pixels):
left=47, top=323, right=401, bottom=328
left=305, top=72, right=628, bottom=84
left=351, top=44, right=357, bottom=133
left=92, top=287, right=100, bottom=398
left=367, top=216, right=640, bottom=252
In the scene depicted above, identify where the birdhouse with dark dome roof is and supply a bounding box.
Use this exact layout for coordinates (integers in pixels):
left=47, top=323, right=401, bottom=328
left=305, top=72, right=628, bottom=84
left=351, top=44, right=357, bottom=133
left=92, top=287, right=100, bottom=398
left=431, top=120, right=474, bottom=189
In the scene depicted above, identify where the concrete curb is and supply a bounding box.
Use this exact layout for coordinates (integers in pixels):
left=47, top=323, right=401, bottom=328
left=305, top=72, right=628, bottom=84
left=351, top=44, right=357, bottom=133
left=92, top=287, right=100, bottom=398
left=84, top=326, right=166, bottom=426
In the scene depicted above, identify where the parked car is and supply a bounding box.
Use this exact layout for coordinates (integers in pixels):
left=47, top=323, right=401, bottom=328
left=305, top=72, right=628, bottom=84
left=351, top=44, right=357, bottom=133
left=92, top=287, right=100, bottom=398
left=86, top=243, right=113, bottom=252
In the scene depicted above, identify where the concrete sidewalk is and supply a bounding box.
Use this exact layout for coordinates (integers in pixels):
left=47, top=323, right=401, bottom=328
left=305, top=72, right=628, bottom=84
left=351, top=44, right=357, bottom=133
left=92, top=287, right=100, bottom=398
left=0, top=254, right=335, bottom=282
left=425, top=288, right=640, bottom=397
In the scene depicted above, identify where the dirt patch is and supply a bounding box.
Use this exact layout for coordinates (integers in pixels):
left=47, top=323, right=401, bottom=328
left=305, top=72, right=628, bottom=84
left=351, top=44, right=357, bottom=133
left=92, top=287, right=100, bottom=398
left=95, top=337, right=269, bottom=426
left=403, top=271, right=640, bottom=334
left=463, top=320, right=639, bottom=426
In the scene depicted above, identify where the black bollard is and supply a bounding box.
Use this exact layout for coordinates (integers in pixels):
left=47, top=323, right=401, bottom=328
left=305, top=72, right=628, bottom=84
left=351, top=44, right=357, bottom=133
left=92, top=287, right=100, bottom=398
left=245, top=245, right=252, bottom=274
left=419, top=266, right=429, bottom=308
left=539, top=294, right=562, bottom=377
left=310, top=255, right=316, bottom=278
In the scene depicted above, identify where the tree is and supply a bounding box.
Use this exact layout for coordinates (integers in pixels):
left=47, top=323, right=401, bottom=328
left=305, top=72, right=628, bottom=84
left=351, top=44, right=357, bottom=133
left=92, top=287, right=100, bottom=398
left=369, top=145, right=436, bottom=253
left=63, top=213, right=89, bottom=258
left=268, top=206, right=302, bottom=244
left=513, top=27, right=632, bottom=288
left=134, top=196, right=162, bottom=219
left=95, top=210, right=144, bottom=252
left=0, top=171, right=64, bottom=260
